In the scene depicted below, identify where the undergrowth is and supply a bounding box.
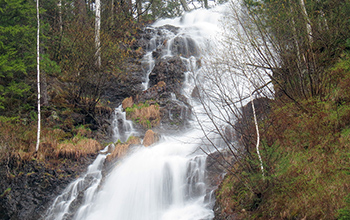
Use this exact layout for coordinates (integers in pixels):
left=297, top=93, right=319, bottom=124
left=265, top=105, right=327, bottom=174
left=216, top=54, right=350, bottom=219
left=0, top=119, right=102, bottom=164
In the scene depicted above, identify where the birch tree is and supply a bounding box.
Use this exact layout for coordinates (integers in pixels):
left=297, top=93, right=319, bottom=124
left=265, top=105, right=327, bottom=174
left=58, top=0, right=63, bottom=33
left=299, top=0, right=313, bottom=43
left=36, top=0, right=41, bottom=152
left=95, top=0, right=101, bottom=68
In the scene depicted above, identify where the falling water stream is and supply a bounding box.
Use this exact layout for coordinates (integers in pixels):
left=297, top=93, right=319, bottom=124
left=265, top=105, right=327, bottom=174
left=45, top=4, right=232, bottom=220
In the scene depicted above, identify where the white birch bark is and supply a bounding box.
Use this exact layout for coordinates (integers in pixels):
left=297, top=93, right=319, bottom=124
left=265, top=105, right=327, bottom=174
left=36, top=0, right=41, bottom=152
left=299, top=0, right=313, bottom=43
left=245, top=61, right=265, bottom=179
left=58, top=0, right=62, bottom=33
left=95, top=0, right=101, bottom=68
left=250, top=91, right=265, bottom=179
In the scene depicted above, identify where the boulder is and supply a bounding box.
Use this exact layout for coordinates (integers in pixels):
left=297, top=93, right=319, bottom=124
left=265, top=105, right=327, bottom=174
left=149, top=56, right=187, bottom=95
left=170, top=35, right=199, bottom=58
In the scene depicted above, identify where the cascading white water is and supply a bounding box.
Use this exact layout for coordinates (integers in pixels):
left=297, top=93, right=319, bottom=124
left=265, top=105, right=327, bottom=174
left=80, top=133, right=212, bottom=220
left=46, top=4, right=230, bottom=220
left=45, top=147, right=109, bottom=220
left=111, top=105, right=136, bottom=143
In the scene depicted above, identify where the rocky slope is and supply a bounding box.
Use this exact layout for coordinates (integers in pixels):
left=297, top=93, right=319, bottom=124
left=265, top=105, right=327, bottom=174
left=0, top=23, right=227, bottom=220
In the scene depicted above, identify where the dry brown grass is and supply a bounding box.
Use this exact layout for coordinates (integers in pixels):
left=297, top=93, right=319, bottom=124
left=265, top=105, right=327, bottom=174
left=122, top=96, right=134, bottom=109
left=0, top=121, right=37, bottom=160
left=55, top=138, right=101, bottom=159
left=0, top=120, right=102, bottom=162
left=106, top=136, right=141, bottom=162
left=107, top=143, right=130, bottom=161
left=126, top=104, right=161, bottom=129
left=143, top=129, right=159, bottom=147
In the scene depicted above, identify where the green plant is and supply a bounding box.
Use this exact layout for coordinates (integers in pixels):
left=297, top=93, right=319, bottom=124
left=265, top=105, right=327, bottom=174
left=338, top=195, right=350, bottom=220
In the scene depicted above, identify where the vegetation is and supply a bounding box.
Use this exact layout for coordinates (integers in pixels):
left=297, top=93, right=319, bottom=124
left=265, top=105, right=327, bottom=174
left=125, top=102, right=161, bottom=129
left=210, top=0, right=350, bottom=219
left=106, top=136, right=141, bottom=162
left=1, top=0, right=349, bottom=219
left=216, top=83, right=350, bottom=218
left=0, top=0, right=215, bottom=164
left=0, top=0, right=145, bottom=165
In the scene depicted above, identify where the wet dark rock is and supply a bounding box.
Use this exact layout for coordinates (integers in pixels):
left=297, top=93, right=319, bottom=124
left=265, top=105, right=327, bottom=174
left=191, top=86, right=200, bottom=99
left=0, top=155, right=96, bottom=220
left=152, top=48, right=162, bottom=59
left=159, top=94, right=192, bottom=130
left=134, top=81, right=192, bottom=132
left=159, top=25, right=180, bottom=34
left=240, top=97, right=271, bottom=121
left=205, top=151, right=234, bottom=220
left=170, top=35, right=199, bottom=58
left=205, top=151, right=232, bottom=193
left=149, top=56, right=187, bottom=95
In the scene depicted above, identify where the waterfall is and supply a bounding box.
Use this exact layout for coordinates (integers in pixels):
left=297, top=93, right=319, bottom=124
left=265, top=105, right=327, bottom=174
left=45, top=4, right=230, bottom=220
left=111, top=105, right=136, bottom=143
left=45, top=147, right=109, bottom=220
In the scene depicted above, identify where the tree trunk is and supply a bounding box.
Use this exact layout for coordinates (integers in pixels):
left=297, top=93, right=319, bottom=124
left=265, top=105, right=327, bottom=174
left=299, top=0, right=313, bottom=43
left=76, top=0, right=87, bottom=24
left=95, top=0, right=101, bottom=68
left=36, top=0, right=41, bottom=152
left=136, top=0, right=142, bottom=19
left=111, top=0, right=114, bottom=26
left=180, top=0, right=190, bottom=12
left=203, top=0, right=208, bottom=9
left=58, top=0, right=62, bottom=33
left=250, top=90, right=264, bottom=179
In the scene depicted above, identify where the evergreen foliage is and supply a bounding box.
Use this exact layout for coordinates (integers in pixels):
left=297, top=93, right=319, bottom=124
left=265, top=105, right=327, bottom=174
left=0, top=0, right=36, bottom=114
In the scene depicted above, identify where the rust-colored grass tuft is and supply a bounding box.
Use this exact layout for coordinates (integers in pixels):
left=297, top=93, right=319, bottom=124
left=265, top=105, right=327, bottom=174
left=107, top=143, right=130, bottom=162
left=55, top=138, right=101, bottom=159
left=106, top=136, right=141, bottom=162
left=126, top=104, right=161, bottom=129
left=122, top=96, right=134, bottom=109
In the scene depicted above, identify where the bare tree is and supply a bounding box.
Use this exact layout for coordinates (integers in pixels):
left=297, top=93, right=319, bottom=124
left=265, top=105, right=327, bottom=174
left=189, top=1, right=275, bottom=193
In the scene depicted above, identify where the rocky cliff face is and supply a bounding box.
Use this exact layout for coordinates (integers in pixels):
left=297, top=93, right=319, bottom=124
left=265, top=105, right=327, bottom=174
left=0, top=155, right=97, bottom=220
left=121, top=24, right=196, bottom=133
